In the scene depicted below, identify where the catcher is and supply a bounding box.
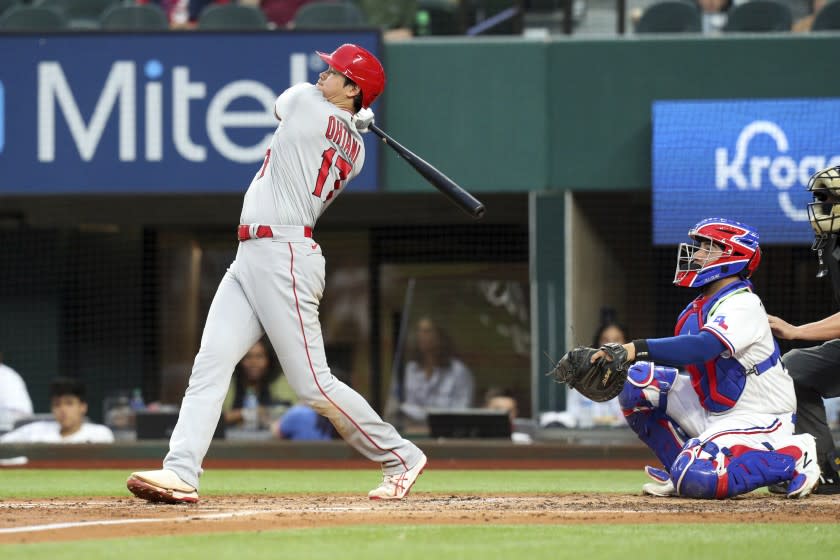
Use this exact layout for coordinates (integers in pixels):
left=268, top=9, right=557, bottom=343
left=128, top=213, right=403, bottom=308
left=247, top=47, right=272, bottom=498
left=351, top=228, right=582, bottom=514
left=550, top=218, right=820, bottom=499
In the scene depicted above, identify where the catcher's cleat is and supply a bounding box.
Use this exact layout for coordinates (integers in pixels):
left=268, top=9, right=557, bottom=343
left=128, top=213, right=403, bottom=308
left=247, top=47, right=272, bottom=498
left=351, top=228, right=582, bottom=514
left=127, top=469, right=199, bottom=504
left=786, top=435, right=820, bottom=499
left=642, top=478, right=676, bottom=497
left=644, top=465, right=670, bottom=484
left=368, top=454, right=427, bottom=500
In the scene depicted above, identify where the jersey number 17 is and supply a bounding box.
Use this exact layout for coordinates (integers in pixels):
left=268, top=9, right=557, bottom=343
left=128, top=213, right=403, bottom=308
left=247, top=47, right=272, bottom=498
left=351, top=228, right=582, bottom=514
left=258, top=147, right=351, bottom=202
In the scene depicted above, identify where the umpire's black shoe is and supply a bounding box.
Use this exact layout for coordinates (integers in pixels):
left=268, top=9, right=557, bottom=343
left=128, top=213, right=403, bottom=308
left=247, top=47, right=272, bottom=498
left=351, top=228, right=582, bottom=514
left=813, top=456, right=840, bottom=495
left=814, top=473, right=840, bottom=495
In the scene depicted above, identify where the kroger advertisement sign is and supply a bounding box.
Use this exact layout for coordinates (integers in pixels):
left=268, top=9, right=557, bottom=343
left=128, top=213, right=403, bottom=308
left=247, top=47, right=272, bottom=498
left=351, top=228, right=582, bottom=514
left=0, top=32, right=380, bottom=194
left=653, top=99, right=840, bottom=245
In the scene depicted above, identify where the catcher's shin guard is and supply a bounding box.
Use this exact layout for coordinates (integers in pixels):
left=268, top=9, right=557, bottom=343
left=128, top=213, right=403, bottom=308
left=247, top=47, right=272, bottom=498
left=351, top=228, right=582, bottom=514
left=671, top=439, right=797, bottom=499
left=619, top=362, right=687, bottom=470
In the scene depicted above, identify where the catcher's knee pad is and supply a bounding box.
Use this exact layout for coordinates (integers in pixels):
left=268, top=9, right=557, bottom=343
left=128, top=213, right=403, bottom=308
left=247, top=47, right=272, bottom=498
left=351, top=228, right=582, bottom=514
left=671, top=440, right=796, bottom=499
left=619, top=362, right=686, bottom=470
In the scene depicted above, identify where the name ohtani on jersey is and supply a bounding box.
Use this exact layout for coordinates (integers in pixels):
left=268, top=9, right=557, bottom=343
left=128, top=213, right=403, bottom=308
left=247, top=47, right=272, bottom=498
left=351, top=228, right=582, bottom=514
left=325, top=116, right=361, bottom=164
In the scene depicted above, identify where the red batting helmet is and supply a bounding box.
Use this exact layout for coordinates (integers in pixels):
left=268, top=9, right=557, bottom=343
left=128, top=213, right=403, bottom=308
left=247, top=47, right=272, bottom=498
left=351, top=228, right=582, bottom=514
left=317, top=44, right=385, bottom=108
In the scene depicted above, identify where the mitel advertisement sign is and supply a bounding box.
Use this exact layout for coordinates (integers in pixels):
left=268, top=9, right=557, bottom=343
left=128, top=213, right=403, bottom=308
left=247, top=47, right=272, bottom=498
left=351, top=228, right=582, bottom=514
left=0, top=32, right=380, bottom=194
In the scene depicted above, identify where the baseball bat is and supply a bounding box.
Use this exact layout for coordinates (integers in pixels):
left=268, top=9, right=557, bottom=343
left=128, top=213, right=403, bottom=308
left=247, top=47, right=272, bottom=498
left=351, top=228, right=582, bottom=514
left=369, top=123, right=485, bottom=219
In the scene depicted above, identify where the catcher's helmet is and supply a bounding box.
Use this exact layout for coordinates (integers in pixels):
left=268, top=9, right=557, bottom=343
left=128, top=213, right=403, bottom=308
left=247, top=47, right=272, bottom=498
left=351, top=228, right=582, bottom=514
left=673, top=218, right=761, bottom=288
left=807, top=165, right=840, bottom=236
left=316, top=44, right=385, bottom=109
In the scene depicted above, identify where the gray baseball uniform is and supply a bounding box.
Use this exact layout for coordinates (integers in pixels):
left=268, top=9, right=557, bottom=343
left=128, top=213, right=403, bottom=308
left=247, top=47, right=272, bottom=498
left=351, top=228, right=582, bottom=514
left=162, top=83, right=423, bottom=488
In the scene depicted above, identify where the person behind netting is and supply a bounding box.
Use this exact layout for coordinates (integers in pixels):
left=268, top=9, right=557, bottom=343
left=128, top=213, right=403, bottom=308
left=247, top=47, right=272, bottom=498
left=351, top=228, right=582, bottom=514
left=223, top=338, right=295, bottom=430
left=484, top=387, right=532, bottom=444
left=0, top=353, right=33, bottom=433
left=390, top=316, right=474, bottom=426
left=595, top=217, right=819, bottom=499
left=0, top=377, right=113, bottom=444
left=765, top=165, right=840, bottom=495
left=566, top=318, right=629, bottom=428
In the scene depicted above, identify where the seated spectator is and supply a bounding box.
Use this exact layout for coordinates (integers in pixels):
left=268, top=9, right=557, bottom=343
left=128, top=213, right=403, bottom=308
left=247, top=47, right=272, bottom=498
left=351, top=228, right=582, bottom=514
left=0, top=377, right=114, bottom=444
left=565, top=320, right=629, bottom=428
left=484, top=387, right=532, bottom=444
left=792, top=0, right=827, bottom=30
left=390, top=316, right=474, bottom=426
left=271, top=404, right=337, bottom=440
left=143, top=0, right=229, bottom=28
left=697, top=0, right=732, bottom=33
left=0, top=355, right=34, bottom=433
left=261, top=0, right=315, bottom=28
left=223, top=337, right=295, bottom=429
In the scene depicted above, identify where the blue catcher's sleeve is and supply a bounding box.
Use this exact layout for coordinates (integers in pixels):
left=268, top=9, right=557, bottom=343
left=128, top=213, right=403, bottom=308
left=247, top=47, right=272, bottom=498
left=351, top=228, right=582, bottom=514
left=639, top=331, right=727, bottom=366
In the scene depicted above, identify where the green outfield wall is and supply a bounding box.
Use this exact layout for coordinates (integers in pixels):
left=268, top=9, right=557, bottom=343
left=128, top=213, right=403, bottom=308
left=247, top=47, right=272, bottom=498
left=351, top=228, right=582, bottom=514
left=383, top=34, right=839, bottom=192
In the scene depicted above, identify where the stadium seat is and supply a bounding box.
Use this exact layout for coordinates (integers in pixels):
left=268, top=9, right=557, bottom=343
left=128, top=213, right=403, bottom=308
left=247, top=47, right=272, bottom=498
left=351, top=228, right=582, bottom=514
left=0, top=4, right=67, bottom=30
left=292, top=1, right=368, bottom=29
left=0, top=0, right=20, bottom=18
left=356, top=0, right=416, bottom=30
left=635, top=0, right=702, bottom=32
left=724, top=0, right=793, bottom=31
left=197, top=3, right=268, bottom=30
left=261, top=0, right=311, bottom=28
left=100, top=3, right=169, bottom=30
left=36, top=0, right=120, bottom=29
left=415, top=0, right=462, bottom=35
left=812, top=0, right=840, bottom=30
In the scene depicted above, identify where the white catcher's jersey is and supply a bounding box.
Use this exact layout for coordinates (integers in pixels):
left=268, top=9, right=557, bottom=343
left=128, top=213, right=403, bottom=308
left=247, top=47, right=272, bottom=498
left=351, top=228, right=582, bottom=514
left=701, top=290, right=796, bottom=416
left=240, top=84, right=365, bottom=228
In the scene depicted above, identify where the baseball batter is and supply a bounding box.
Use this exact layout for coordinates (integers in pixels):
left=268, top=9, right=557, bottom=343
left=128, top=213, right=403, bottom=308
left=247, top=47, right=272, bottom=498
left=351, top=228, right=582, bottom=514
left=599, top=218, right=820, bottom=498
left=126, top=44, right=427, bottom=504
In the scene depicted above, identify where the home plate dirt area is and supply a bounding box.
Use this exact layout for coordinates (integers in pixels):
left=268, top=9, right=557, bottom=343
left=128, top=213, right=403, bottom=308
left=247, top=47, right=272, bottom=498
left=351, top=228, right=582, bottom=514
left=1, top=494, right=839, bottom=543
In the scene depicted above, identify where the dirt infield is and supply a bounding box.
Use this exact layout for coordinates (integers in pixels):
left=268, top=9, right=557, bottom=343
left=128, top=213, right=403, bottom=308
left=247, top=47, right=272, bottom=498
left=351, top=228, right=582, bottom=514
left=2, top=493, right=839, bottom=544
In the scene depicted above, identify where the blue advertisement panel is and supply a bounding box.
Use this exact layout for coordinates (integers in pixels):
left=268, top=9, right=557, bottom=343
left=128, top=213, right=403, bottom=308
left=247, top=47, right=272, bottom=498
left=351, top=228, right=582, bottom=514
left=653, top=99, right=840, bottom=245
left=0, top=32, right=381, bottom=194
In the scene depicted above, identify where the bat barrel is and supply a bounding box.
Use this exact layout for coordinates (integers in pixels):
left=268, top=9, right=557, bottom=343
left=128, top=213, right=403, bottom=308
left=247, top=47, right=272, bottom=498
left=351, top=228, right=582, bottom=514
left=369, top=124, right=485, bottom=219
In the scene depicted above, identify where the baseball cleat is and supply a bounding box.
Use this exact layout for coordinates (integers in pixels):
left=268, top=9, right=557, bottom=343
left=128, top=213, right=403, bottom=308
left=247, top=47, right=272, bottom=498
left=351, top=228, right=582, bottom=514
left=787, top=435, right=820, bottom=499
left=642, top=478, right=677, bottom=497
left=644, top=465, right=670, bottom=484
left=127, top=469, right=199, bottom=504
left=368, top=454, right=427, bottom=500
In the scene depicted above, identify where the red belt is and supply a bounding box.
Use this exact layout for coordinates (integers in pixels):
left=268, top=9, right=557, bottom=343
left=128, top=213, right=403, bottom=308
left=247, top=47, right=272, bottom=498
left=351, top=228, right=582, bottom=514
left=237, top=224, right=313, bottom=241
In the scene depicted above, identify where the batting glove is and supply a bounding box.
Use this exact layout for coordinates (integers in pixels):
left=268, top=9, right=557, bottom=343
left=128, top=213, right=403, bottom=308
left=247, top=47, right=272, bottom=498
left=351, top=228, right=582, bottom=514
left=352, top=108, right=374, bottom=133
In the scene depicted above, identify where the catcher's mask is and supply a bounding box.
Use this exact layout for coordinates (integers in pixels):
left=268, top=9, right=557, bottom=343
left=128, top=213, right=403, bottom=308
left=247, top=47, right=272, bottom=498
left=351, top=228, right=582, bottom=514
left=807, top=165, right=840, bottom=237
left=673, top=218, right=761, bottom=288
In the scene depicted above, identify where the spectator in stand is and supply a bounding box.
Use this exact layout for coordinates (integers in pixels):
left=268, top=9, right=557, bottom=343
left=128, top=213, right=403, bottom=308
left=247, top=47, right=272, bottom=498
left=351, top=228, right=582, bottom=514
left=565, top=320, right=629, bottom=428
left=484, top=386, right=532, bottom=444
left=388, top=316, right=474, bottom=427
left=260, top=0, right=316, bottom=28
left=271, top=404, right=337, bottom=440
left=791, top=0, right=828, bottom=30
left=0, top=354, right=33, bottom=433
left=697, top=0, right=731, bottom=33
left=223, top=337, right=295, bottom=429
left=140, top=0, right=233, bottom=28
left=0, top=377, right=113, bottom=444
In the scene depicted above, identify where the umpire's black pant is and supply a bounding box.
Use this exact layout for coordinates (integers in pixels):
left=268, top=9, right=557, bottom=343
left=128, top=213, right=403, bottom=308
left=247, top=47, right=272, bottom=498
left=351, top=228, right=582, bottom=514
left=782, top=339, right=840, bottom=469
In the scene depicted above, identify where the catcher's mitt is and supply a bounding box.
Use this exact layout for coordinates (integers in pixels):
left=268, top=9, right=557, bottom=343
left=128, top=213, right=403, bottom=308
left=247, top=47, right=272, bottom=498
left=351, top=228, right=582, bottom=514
left=547, top=342, right=630, bottom=402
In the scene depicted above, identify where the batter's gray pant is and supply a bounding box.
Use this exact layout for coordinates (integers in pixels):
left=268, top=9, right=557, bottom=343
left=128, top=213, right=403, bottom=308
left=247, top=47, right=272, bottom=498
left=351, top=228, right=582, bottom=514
left=162, top=238, right=424, bottom=489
